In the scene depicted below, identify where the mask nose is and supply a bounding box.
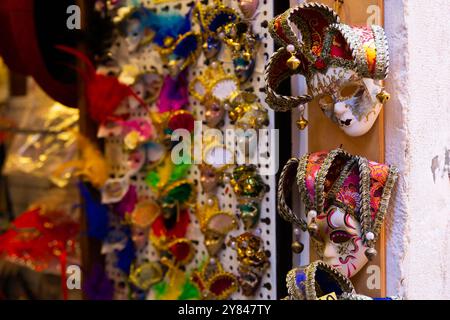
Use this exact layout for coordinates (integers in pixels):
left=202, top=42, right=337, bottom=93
left=323, top=242, right=338, bottom=260
left=334, top=101, right=347, bottom=117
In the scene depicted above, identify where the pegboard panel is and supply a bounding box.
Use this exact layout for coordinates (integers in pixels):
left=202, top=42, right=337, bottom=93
left=101, top=0, right=277, bottom=300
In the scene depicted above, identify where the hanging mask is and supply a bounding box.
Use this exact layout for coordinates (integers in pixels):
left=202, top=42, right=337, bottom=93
left=127, top=148, right=146, bottom=176
left=190, top=62, right=240, bottom=124
left=278, top=148, right=398, bottom=278
left=160, top=32, right=202, bottom=77
left=166, top=238, right=195, bottom=265
left=203, top=37, right=222, bottom=60
left=130, top=225, right=149, bottom=251
left=116, top=7, right=155, bottom=53
left=266, top=3, right=390, bottom=136
left=128, top=71, right=164, bottom=109
left=228, top=232, right=270, bottom=296
left=204, top=94, right=226, bottom=128
left=203, top=138, right=234, bottom=172
left=150, top=208, right=190, bottom=251
left=238, top=0, right=260, bottom=19
left=194, top=3, right=238, bottom=60
left=101, top=175, right=130, bottom=204
left=199, top=164, right=220, bottom=195
left=160, top=180, right=195, bottom=219
left=150, top=110, right=195, bottom=149
left=233, top=54, right=256, bottom=84
left=197, top=197, right=238, bottom=256
left=228, top=92, right=269, bottom=159
left=286, top=261, right=355, bottom=300
left=191, top=258, right=238, bottom=300
left=129, top=261, right=163, bottom=291
left=229, top=92, right=269, bottom=130
left=101, top=228, right=129, bottom=254
left=221, top=21, right=260, bottom=83
left=129, top=200, right=160, bottom=250
left=144, top=141, right=167, bottom=170
left=230, top=165, right=268, bottom=229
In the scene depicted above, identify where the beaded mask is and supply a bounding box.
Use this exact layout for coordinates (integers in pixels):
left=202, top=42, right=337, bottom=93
left=266, top=3, right=390, bottom=136
left=278, top=148, right=398, bottom=278
left=228, top=232, right=270, bottom=296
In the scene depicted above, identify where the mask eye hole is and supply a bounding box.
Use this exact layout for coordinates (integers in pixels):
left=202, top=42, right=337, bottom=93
left=329, top=230, right=353, bottom=244
left=318, top=94, right=334, bottom=107
left=340, top=83, right=362, bottom=99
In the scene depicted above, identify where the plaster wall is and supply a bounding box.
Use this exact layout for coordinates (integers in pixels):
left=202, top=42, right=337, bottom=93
left=385, top=0, right=450, bottom=299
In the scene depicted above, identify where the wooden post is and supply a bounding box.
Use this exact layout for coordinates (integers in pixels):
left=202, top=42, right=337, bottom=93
left=76, top=0, right=104, bottom=299
left=306, top=0, right=387, bottom=297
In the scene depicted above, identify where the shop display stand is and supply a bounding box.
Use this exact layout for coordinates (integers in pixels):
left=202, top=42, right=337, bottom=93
left=101, top=0, right=278, bottom=300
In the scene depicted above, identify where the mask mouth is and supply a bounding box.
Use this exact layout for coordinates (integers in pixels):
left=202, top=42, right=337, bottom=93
left=339, top=118, right=352, bottom=127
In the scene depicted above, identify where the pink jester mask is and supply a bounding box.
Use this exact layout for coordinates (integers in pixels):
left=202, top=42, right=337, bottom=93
left=278, top=148, right=398, bottom=278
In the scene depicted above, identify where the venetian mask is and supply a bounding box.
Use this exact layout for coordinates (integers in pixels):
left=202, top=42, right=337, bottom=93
left=221, top=21, right=259, bottom=83
left=238, top=0, right=260, bottom=19
left=197, top=197, right=238, bottom=256
left=129, top=200, right=160, bottom=250
left=309, top=206, right=368, bottom=278
left=278, top=148, right=398, bottom=278
left=229, top=92, right=269, bottom=130
left=191, top=258, right=238, bottom=300
left=128, top=72, right=164, bottom=108
left=204, top=95, right=225, bottom=128
left=194, top=2, right=237, bottom=60
left=199, top=164, right=220, bottom=194
left=311, top=67, right=386, bottom=137
left=129, top=261, right=163, bottom=291
left=118, top=8, right=154, bottom=53
left=230, top=165, right=268, bottom=229
left=202, top=37, right=222, bottom=60
left=131, top=226, right=148, bottom=251
left=228, top=232, right=270, bottom=296
left=286, top=261, right=355, bottom=300
left=160, top=32, right=202, bottom=77
left=265, top=3, right=390, bottom=137
left=102, top=175, right=130, bottom=204
left=190, top=62, right=240, bottom=126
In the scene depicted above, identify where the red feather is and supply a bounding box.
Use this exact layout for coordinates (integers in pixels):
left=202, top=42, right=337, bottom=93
left=56, top=45, right=148, bottom=123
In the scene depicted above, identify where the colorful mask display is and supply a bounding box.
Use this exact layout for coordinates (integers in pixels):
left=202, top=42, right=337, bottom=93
left=265, top=3, right=390, bottom=136
left=278, top=148, right=398, bottom=278
left=87, top=0, right=272, bottom=301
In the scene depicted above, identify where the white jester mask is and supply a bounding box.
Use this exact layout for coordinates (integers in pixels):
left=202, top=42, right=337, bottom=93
left=311, top=67, right=386, bottom=137
left=278, top=148, right=398, bottom=278
left=266, top=3, right=390, bottom=137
